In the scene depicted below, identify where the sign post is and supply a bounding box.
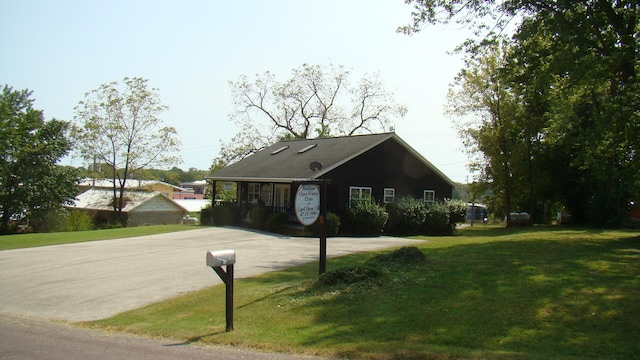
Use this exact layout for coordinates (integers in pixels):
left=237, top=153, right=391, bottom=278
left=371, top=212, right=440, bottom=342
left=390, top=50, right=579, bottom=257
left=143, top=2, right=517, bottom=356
left=294, top=183, right=327, bottom=274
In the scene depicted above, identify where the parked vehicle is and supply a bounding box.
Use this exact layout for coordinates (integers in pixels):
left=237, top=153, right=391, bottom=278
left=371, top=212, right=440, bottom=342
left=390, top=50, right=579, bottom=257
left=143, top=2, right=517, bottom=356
left=467, top=204, right=488, bottom=224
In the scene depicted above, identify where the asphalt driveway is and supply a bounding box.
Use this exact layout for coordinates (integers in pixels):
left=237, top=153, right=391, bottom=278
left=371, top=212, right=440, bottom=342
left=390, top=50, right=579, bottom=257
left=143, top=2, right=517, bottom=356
left=0, top=227, right=422, bottom=322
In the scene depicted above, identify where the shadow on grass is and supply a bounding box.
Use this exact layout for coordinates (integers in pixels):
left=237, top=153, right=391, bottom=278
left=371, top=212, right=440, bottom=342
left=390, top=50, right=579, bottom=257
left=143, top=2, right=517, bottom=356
left=294, top=236, right=640, bottom=359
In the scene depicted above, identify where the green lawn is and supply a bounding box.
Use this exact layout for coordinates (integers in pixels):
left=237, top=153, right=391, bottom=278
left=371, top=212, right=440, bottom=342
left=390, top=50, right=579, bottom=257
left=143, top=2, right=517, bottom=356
left=0, top=225, right=198, bottom=251
left=84, top=225, right=640, bottom=359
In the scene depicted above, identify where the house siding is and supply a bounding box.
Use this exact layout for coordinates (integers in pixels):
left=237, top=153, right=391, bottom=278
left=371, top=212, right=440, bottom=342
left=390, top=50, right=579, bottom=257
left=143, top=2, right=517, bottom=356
left=128, top=195, right=186, bottom=226
left=319, top=137, right=453, bottom=214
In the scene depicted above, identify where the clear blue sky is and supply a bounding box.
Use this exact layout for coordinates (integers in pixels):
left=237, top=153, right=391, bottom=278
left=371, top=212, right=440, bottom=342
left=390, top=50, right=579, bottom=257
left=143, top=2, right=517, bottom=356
left=1, top=0, right=473, bottom=183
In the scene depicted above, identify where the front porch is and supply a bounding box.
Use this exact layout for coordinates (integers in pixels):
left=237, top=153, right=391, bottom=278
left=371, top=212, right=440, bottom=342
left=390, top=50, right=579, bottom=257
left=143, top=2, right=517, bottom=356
left=211, top=180, right=303, bottom=232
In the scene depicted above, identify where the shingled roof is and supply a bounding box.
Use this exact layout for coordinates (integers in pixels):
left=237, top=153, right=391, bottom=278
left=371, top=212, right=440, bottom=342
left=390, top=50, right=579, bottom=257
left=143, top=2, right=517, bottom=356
left=207, top=132, right=454, bottom=185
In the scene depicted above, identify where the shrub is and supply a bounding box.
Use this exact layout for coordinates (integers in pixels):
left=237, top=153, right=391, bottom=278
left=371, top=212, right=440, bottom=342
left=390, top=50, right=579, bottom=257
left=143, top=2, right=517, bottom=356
left=422, top=201, right=452, bottom=235
left=266, top=212, right=288, bottom=233
left=346, top=200, right=388, bottom=236
left=30, top=208, right=68, bottom=233
left=305, top=212, right=341, bottom=237
left=202, top=204, right=239, bottom=226
left=386, top=196, right=427, bottom=235
left=250, top=206, right=270, bottom=229
left=200, top=205, right=214, bottom=225
left=446, top=199, right=468, bottom=224
left=65, top=210, right=94, bottom=231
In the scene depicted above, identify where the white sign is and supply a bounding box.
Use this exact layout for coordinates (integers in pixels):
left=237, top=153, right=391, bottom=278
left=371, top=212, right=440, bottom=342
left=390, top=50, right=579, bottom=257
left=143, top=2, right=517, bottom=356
left=294, top=184, right=320, bottom=226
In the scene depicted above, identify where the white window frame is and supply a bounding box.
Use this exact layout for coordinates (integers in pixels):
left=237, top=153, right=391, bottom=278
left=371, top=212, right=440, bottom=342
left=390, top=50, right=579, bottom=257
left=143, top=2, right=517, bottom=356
left=383, top=188, right=395, bottom=203
left=350, top=186, right=372, bottom=203
left=248, top=183, right=261, bottom=204
left=424, top=190, right=435, bottom=204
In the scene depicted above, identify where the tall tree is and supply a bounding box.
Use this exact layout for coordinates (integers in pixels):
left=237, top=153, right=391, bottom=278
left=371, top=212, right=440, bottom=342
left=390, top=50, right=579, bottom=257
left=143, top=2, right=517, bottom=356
left=72, top=77, right=181, bottom=224
left=0, top=86, right=79, bottom=234
left=447, top=41, right=526, bottom=226
left=402, top=0, right=640, bottom=225
left=217, top=63, right=407, bottom=164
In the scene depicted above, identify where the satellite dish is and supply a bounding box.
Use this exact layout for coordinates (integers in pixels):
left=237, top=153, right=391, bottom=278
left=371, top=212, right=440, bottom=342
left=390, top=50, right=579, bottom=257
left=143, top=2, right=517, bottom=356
left=309, top=161, right=323, bottom=172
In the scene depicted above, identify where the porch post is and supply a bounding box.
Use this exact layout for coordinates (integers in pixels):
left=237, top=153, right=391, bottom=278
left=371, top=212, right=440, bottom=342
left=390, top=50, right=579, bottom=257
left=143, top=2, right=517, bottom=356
left=319, top=179, right=327, bottom=274
left=211, top=180, right=217, bottom=207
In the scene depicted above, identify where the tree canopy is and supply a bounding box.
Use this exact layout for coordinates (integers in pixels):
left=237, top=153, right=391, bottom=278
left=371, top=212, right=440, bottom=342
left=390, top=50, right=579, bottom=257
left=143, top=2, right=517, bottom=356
left=217, top=63, right=407, bottom=164
left=0, top=86, right=79, bottom=234
left=72, top=77, right=181, bottom=221
left=404, top=0, right=640, bottom=226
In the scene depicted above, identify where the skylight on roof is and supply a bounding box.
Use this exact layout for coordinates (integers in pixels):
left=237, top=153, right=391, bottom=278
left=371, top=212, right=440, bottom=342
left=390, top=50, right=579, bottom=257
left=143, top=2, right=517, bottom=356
left=297, top=144, right=317, bottom=154
left=271, top=146, right=289, bottom=155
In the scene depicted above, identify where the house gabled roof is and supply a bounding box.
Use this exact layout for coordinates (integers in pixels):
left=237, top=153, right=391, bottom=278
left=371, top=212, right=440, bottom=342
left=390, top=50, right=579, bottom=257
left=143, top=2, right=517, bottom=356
left=206, top=132, right=454, bottom=186
left=71, top=189, right=187, bottom=213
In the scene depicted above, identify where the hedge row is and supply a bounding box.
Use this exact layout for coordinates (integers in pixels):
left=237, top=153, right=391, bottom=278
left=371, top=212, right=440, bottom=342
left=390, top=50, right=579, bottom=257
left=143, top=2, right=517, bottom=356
left=204, top=198, right=467, bottom=237
left=346, top=198, right=467, bottom=236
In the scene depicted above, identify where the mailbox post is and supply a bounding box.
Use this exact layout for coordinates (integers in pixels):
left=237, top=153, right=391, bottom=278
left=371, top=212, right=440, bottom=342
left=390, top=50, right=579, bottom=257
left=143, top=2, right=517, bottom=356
left=206, top=249, right=236, bottom=332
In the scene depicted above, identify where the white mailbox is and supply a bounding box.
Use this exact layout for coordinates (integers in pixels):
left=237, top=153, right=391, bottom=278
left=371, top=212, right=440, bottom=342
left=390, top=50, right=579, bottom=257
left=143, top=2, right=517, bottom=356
left=206, top=249, right=236, bottom=267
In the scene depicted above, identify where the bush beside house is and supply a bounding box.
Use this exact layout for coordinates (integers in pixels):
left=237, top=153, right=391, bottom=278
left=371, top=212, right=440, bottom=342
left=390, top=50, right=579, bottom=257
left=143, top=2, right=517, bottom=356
left=304, top=212, right=341, bottom=237
left=202, top=204, right=239, bottom=226
left=204, top=198, right=466, bottom=237
left=344, top=200, right=389, bottom=236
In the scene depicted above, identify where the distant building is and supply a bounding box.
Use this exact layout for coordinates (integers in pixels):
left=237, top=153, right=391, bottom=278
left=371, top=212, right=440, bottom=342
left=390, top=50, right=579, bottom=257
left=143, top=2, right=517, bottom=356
left=78, top=178, right=188, bottom=199
left=70, top=189, right=187, bottom=226
left=175, top=180, right=207, bottom=200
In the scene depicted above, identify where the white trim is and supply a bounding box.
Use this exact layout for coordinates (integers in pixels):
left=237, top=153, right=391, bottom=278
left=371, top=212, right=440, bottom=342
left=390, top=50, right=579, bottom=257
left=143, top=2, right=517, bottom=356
left=248, top=183, right=261, bottom=204
left=350, top=186, right=372, bottom=202
left=423, top=190, right=435, bottom=204
left=383, top=188, right=395, bottom=203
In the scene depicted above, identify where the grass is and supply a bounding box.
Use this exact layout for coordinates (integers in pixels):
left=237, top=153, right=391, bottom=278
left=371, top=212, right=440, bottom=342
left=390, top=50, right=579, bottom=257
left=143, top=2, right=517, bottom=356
left=83, top=225, right=640, bottom=359
left=0, top=225, right=198, bottom=251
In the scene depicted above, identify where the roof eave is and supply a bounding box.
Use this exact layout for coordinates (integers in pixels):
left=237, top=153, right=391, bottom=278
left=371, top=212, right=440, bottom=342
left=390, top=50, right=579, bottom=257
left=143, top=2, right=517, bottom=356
left=205, top=176, right=310, bottom=183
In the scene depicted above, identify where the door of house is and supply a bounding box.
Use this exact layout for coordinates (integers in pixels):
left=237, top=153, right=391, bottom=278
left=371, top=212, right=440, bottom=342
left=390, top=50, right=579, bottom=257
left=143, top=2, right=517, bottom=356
left=274, top=184, right=291, bottom=208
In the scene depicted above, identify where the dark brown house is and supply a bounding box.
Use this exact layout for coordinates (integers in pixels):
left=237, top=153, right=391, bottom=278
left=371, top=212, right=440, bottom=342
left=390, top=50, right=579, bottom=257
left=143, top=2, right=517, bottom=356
left=206, top=132, right=454, bottom=224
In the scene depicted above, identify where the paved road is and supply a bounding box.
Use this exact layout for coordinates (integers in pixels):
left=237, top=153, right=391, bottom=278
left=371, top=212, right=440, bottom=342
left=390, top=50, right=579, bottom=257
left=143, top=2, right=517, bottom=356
left=0, top=314, right=329, bottom=360
left=0, top=226, right=422, bottom=321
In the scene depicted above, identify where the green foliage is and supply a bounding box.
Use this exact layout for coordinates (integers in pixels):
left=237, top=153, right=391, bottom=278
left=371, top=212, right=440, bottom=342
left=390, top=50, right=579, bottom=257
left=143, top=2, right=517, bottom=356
left=385, top=198, right=466, bottom=236
left=200, top=206, right=214, bottom=225
left=304, top=212, right=341, bottom=237
left=422, top=201, right=453, bottom=236
left=65, top=210, right=94, bottom=232
left=72, top=77, right=181, bottom=224
left=345, top=200, right=388, bottom=236
left=250, top=206, right=270, bottom=229
left=266, top=212, right=288, bottom=233
left=29, top=208, right=67, bottom=233
left=409, top=0, right=640, bottom=227
left=446, top=198, right=468, bottom=224
left=385, top=196, right=427, bottom=235
left=202, top=204, right=238, bottom=226
left=0, top=85, right=79, bottom=234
